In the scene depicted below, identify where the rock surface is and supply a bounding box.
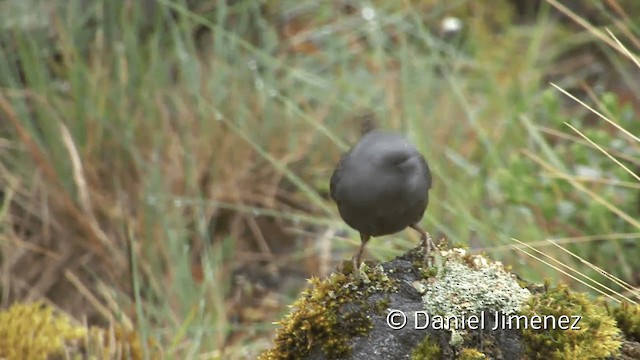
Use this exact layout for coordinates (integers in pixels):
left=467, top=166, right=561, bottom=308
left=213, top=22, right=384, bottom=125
left=305, top=250, right=526, bottom=359
left=261, top=247, right=640, bottom=360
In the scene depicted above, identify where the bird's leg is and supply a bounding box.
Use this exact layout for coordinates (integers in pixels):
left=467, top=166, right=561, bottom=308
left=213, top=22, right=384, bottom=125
left=352, top=233, right=370, bottom=278
left=410, top=224, right=435, bottom=267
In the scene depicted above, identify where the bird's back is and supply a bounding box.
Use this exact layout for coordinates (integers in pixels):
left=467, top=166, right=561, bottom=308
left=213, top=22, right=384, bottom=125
left=330, top=130, right=431, bottom=236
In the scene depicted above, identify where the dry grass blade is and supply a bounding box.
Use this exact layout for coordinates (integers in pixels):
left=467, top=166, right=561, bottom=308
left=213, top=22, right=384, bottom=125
left=547, top=240, right=640, bottom=302
left=545, top=0, right=635, bottom=59
left=539, top=126, right=639, bottom=164
left=550, top=83, right=640, bottom=143
left=59, top=121, right=122, bottom=261
left=564, top=122, right=640, bottom=182
left=544, top=174, right=640, bottom=189
left=484, top=233, right=640, bottom=252
left=0, top=95, right=59, bottom=182
left=59, top=122, right=93, bottom=219
left=510, top=238, right=624, bottom=303
left=524, top=150, right=640, bottom=230
left=604, top=0, right=640, bottom=48
left=0, top=94, right=110, bottom=258
left=0, top=234, right=62, bottom=260
left=605, top=27, right=640, bottom=69
left=64, top=270, right=118, bottom=325
left=214, top=110, right=335, bottom=216
left=96, top=280, right=136, bottom=330
left=317, top=228, right=335, bottom=277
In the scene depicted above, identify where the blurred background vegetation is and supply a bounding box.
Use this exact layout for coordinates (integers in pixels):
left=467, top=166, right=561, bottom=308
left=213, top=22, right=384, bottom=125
left=0, top=0, right=638, bottom=358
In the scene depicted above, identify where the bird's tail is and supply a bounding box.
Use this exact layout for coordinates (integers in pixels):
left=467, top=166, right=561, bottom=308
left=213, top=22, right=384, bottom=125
left=359, top=111, right=378, bottom=136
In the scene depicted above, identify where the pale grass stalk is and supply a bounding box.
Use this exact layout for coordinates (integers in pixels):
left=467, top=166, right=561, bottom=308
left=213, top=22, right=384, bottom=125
left=547, top=240, right=640, bottom=301
left=550, top=83, right=640, bottom=143
left=510, top=238, right=625, bottom=303
left=563, top=122, right=640, bottom=182
left=546, top=0, right=635, bottom=59
left=525, top=151, right=640, bottom=229
left=484, top=233, right=640, bottom=252
left=64, top=270, right=120, bottom=326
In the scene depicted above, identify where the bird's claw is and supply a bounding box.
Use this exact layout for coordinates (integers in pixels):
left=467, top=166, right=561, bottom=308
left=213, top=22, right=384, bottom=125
left=422, top=231, right=436, bottom=267
left=352, top=256, right=361, bottom=280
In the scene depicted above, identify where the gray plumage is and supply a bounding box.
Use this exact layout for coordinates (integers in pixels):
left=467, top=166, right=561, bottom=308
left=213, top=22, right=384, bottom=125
left=330, top=129, right=434, bottom=274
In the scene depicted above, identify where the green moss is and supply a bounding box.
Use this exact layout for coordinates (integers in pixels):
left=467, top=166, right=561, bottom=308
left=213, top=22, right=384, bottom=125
left=373, top=297, right=391, bottom=315
left=260, top=264, right=397, bottom=359
left=609, top=301, right=640, bottom=342
left=0, top=302, right=86, bottom=360
left=458, top=348, right=486, bottom=359
left=451, top=242, right=469, bottom=250
left=520, top=284, right=621, bottom=360
left=410, top=252, right=439, bottom=279
left=411, top=335, right=441, bottom=360
left=420, top=266, right=439, bottom=279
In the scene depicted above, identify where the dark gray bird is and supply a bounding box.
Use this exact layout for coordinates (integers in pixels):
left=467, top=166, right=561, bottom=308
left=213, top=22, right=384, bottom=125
left=330, top=124, right=434, bottom=276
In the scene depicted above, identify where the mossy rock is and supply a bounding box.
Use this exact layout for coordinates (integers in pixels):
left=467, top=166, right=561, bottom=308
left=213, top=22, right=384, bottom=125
left=260, top=247, right=640, bottom=359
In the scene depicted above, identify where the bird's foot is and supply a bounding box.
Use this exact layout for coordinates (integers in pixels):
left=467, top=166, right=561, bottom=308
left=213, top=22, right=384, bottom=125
left=352, top=256, right=361, bottom=280
left=422, top=231, right=436, bottom=267
left=350, top=257, right=371, bottom=283
left=409, top=224, right=435, bottom=268
left=351, top=234, right=369, bottom=282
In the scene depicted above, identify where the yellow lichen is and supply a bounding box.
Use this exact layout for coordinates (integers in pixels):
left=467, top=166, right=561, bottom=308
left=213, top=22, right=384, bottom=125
left=0, top=301, right=86, bottom=360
